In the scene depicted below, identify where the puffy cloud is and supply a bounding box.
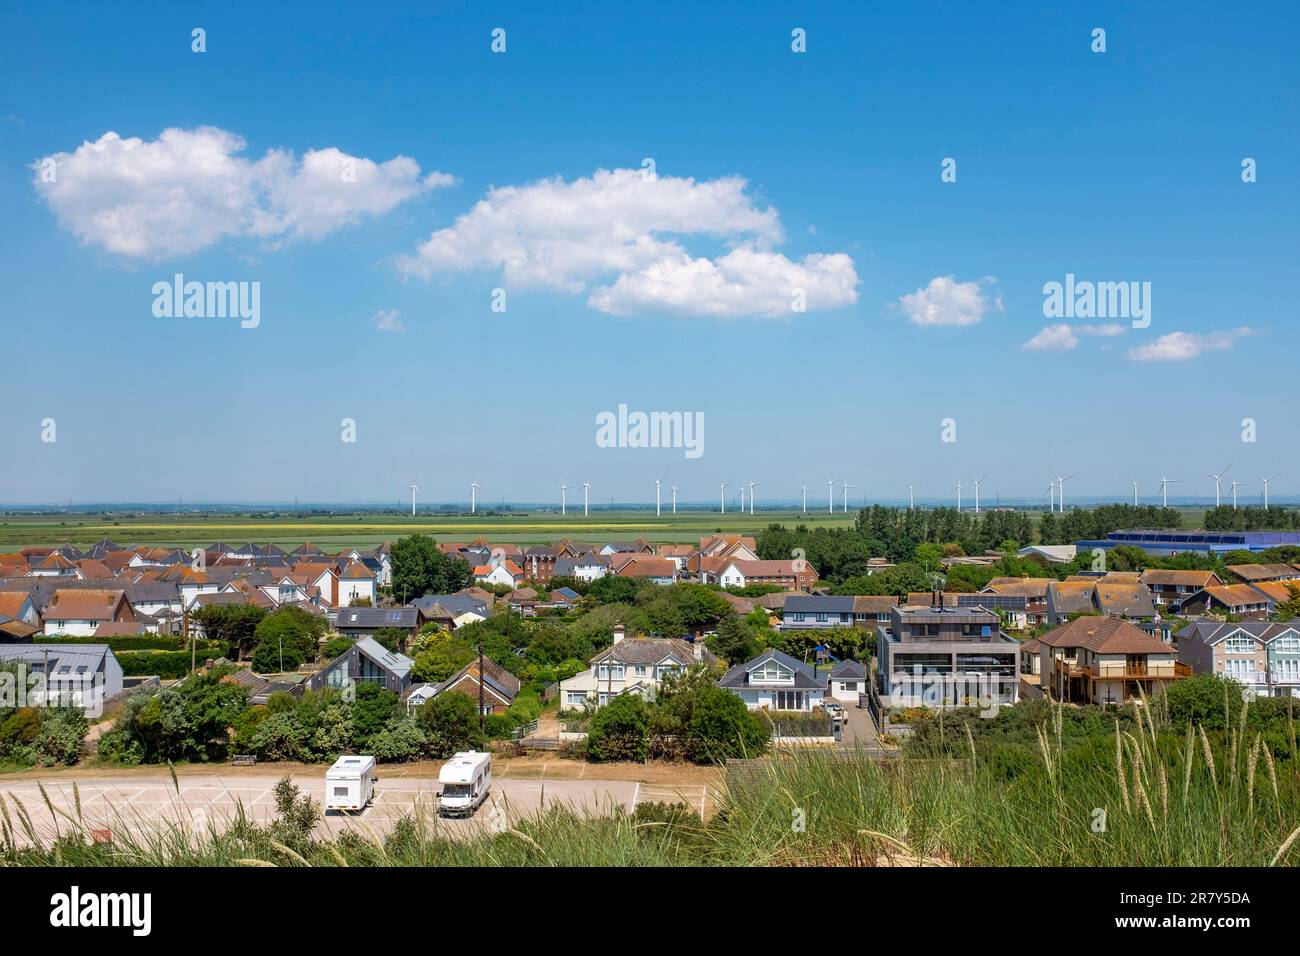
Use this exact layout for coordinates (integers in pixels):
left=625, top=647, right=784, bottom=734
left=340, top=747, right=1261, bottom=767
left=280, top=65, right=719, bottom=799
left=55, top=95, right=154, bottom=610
left=1022, top=321, right=1130, bottom=351
left=1022, top=323, right=1079, bottom=351
left=370, top=309, right=405, bottom=333
left=398, top=167, right=856, bottom=318
left=33, top=127, right=450, bottom=259
left=1127, top=327, right=1255, bottom=362
left=897, top=275, right=1002, bottom=327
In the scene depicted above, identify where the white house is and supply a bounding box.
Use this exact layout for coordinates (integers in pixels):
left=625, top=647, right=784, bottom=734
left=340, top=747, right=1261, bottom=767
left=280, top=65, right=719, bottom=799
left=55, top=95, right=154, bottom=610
left=827, top=659, right=868, bottom=702
left=717, top=650, right=826, bottom=712
left=339, top=560, right=377, bottom=606
left=558, top=624, right=712, bottom=711
left=41, top=589, right=136, bottom=638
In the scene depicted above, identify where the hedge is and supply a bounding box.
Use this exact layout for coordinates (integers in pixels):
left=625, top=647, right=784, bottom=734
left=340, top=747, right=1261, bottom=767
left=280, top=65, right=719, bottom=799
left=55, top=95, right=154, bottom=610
left=37, top=635, right=226, bottom=654
left=115, top=650, right=207, bottom=679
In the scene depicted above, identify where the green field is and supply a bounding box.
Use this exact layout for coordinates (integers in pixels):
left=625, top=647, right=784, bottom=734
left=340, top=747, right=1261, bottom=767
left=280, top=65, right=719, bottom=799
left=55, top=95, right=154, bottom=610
left=0, top=506, right=1214, bottom=552
left=0, top=510, right=862, bottom=551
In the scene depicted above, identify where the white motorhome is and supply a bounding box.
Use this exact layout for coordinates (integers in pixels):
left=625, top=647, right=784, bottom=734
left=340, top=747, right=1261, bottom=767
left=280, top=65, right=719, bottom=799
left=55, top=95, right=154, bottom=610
left=325, top=755, right=376, bottom=811
left=437, top=750, right=492, bottom=818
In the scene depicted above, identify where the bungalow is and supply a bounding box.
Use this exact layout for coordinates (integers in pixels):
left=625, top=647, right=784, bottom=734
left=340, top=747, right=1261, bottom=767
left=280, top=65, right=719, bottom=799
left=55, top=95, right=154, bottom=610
left=718, top=649, right=827, bottom=712
left=1038, top=616, right=1189, bottom=706
left=432, top=656, right=521, bottom=716
left=718, top=559, right=818, bottom=591
left=1176, top=583, right=1276, bottom=619
left=42, top=589, right=135, bottom=637
left=411, top=592, right=490, bottom=629
left=558, top=624, right=712, bottom=710
left=1226, top=563, right=1300, bottom=585
left=781, top=594, right=859, bottom=631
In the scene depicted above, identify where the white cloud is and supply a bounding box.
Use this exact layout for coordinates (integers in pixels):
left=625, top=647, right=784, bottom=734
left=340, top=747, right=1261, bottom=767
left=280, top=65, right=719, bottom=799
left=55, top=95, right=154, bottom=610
left=33, top=127, right=451, bottom=259
left=897, top=275, right=1001, bottom=327
left=1078, top=322, right=1126, bottom=337
left=397, top=167, right=857, bottom=318
left=1022, top=321, right=1129, bottom=351
left=1127, top=327, right=1255, bottom=362
left=370, top=309, right=405, bottom=333
left=1022, top=323, right=1079, bottom=351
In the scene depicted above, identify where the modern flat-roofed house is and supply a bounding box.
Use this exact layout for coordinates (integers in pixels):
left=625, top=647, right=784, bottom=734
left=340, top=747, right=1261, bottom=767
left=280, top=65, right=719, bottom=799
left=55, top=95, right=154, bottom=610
left=781, top=594, right=858, bottom=631
left=718, top=649, right=827, bottom=711
left=558, top=624, right=712, bottom=710
left=827, top=659, right=868, bottom=702
left=0, top=643, right=123, bottom=712
left=305, top=636, right=414, bottom=694
left=1139, top=569, right=1223, bottom=606
left=42, top=588, right=135, bottom=637
left=1176, top=620, right=1300, bottom=697
left=718, top=559, right=818, bottom=591
left=1038, top=616, right=1189, bottom=706
left=876, top=600, right=1020, bottom=709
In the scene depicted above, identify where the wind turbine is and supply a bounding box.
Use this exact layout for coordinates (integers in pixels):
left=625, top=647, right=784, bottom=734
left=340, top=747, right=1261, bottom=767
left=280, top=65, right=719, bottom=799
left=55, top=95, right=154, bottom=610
left=954, top=480, right=965, bottom=512
left=1055, top=473, right=1077, bottom=513
left=560, top=483, right=568, bottom=516
left=738, top=484, right=746, bottom=513
left=1203, top=462, right=1232, bottom=507
left=469, top=481, right=479, bottom=514
left=1229, top=479, right=1248, bottom=510
left=908, top=482, right=920, bottom=510
left=841, top=480, right=856, bottom=513
left=800, top=484, right=809, bottom=514
left=1259, top=472, right=1281, bottom=509
left=409, top=484, right=419, bottom=517
left=826, top=475, right=843, bottom=514
left=1157, top=474, right=1180, bottom=508
left=719, top=480, right=731, bottom=514
left=1130, top=478, right=1147, bottom=507
left=747, top=480, right=761, bottom=515
left=970, top=473, right=989, bottom=514
left=670, top=483, right=679, bottom=514
left=1044, top=479, right=1056, bottom=512
left=653, top=470, right=668, bottom=517
left=581, top=481, right=591, bottom=516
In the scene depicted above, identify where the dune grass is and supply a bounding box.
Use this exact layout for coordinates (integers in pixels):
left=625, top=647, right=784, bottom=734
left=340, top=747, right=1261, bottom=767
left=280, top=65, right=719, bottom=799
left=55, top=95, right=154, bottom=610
left=3, top=698, right=1298, bottom=867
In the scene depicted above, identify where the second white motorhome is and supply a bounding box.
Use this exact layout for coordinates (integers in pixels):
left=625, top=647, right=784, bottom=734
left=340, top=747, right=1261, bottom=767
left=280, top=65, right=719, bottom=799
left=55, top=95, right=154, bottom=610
left=437, top=750, right=492, bottom=818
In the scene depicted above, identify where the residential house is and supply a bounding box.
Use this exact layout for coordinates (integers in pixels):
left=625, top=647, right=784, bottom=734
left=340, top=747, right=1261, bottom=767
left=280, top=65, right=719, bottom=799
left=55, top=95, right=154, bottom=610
left=1176, top=583, right=1277, bottom=619
left=1176, top=620, right=1300, bottom=697
left=42, top=589, right=135, bottom=637
left=432, top=656, right=521, bottom=716
left=334, top=606, right=421, bottom=643
left=1227, top=563, right=1300, bottom=585
left=612, top=556, right=678, bottom=585
left=558, top=624, right=713, bottom=710
left=781, top=594, right=859, bottom=631
left=718, top=649, right=828, bottom=711
left=338, top=560, right=377, bottom=607
left=474, top=561, right=525, bottom=588
left=718, top=559, right=818, bottom=591
left=0, top=643, right=124, bottom=712
left=876, top=601, right=1020, bottom=708
left=306, top=636, right=414, bottom=694
left=1038, top=616, right=1189, bottom=706
left=553, top=553, right=608, bottom=582
left=1139, top=569, right=1223, bottom=606
left=411, top=591, right=490, bottom=629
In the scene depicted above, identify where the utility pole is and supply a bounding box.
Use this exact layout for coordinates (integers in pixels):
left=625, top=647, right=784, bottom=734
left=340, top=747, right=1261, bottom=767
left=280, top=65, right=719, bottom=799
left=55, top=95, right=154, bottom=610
left=478, top=641, right=486, bottom=733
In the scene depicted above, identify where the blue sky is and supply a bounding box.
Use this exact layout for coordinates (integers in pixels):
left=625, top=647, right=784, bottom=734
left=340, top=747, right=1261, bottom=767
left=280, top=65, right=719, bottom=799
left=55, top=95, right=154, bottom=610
left=1, top=1, right=1297, bottom=507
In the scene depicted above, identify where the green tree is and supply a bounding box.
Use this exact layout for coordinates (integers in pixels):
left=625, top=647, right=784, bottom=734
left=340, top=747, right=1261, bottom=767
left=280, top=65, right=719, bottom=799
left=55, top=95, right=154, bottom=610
left=706, top=613, right=759, bottom=665
left=189, top=604, right=268, bottom=660
left=416, top=690, right=485, bottom=758
left=587, top=693, right=649, bottom=762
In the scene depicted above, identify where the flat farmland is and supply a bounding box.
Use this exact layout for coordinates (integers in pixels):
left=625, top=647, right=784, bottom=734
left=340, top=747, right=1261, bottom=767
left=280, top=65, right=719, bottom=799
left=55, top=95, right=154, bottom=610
left=0, top=510, right=860, bottom=551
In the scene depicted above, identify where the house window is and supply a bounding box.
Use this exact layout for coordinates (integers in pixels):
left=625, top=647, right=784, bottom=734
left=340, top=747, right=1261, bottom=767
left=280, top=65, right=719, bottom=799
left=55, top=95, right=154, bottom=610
left=841, top=681, right=859, bottom=692
left=775, top=690, right=804, bottom=710
left=1225, top=635, right=1256, bottom=653
left=634, top=665, right=647, bottom=676
left=816, top=612, right=828, bottom=623
left=566, top=692, right=588, bottom=706
left=792, top=612, right=805, bottom=622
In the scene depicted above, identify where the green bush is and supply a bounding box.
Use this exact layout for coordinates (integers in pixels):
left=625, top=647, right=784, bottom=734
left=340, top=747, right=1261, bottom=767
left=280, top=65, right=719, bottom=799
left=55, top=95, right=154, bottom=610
left=416, top=691, right=485, bottom=758
left=323, top=637, right=354, bottom=660
left=116, top=650, right=201, bottom=679
left=251, top=639, right=304, bottom=674
left=588, top=694, right=649, bottom=762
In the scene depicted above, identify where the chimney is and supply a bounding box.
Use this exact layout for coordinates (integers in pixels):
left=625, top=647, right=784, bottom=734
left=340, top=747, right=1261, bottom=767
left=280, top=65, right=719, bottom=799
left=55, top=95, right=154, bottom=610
left=693, top=637, right=704, bottom=661
left=612, top=623, right=625, bottom=644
